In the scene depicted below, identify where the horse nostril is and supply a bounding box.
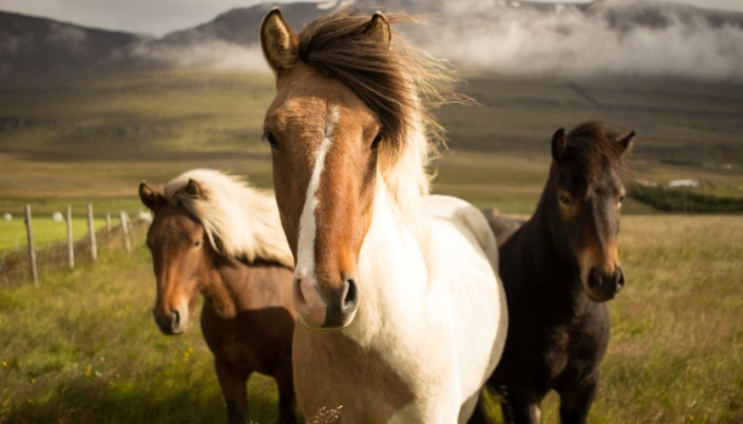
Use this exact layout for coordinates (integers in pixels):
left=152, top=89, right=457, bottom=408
left=615, top=267, right=625, bottom=292
left=588, top=267, right=600, bottom=289
left=172, top=309, right=180, bottom=326
left=343, top=279, right=358, bottom=311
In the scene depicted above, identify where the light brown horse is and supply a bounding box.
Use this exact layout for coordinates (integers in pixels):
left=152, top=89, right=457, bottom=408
left=139, top=169, right=298, bottom=424
left=260, top=8, right=507, bottom=424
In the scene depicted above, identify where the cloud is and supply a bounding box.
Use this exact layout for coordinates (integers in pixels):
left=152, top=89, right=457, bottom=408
left=130, top=40, right=270, bottom=72
left=422, top=0, right=743, bottom=81
left=47, top=23, right=87, bottom=50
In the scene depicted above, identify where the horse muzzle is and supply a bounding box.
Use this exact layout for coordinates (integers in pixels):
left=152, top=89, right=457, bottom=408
left=293, top=273, right=359, bottom=330
left=153, top=307, right=189, bottom=335
left=586, top=265, right=625, bottom=302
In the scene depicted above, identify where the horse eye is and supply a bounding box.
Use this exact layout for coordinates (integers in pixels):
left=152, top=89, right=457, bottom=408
left=618, top=195, right=625, bottom=203
left=559, top=195, right=571, bottom=205
left=371, top=132, right=383, bottom=149
left=193, top=239, right=202, bottom=248
left=262, top=131, right=279, bottom=149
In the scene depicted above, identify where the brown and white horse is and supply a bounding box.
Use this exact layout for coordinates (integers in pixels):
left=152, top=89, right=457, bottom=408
left=139, top=169, right=297, bottom=424
left=260, top=9, right=508, bottom=423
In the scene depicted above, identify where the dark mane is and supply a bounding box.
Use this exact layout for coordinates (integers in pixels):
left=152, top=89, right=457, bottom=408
left=563, top=122, right=628, bottom=192
left=296, top=9, right=456, bottom=154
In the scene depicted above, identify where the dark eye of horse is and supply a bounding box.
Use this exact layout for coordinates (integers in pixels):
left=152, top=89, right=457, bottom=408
left=262, top=131, right=279, bottom=149
left=618, top=195, right=625, bottom=203
left=371, top=132, right=383, bottom=149
left=193, top=239, right=202, bottom=248
left=560, top=195, right=571, bottom=205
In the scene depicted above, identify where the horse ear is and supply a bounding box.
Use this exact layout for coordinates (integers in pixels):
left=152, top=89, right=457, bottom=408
left=364, top=12, right=391, bottom=47
left=184, top=179, right=204, bottom=198
left=139, top=182, right=162, bottom=212
left=551, top=128, right=568, bottom=163
left=618, top=130, right=635, bottom=155
left=260, top=8, right=299, bottom=74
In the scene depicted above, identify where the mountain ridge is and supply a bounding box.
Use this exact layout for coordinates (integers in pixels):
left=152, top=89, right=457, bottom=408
left=2, top=0, right=743, bottom=80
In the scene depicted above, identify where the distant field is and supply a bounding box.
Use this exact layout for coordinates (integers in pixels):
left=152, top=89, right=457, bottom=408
left=0, top=217, right=107, bottom=252
left=0, top=68, right=742, bottom=216
left=1, top=216, right=741, bottom=423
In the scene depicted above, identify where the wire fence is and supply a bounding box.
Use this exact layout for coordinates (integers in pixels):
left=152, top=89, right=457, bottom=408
left=0, top=204, right=150, bottom=286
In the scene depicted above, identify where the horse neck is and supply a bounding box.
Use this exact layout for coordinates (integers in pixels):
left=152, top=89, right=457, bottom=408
left=199, top=250, right=246, bottom=318
left=381, top=120, right=431, bottom=232
left=342, top=179, right=429, bottom=346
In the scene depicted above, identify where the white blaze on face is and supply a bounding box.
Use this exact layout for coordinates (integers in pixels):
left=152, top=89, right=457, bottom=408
left=295, top=106, right=340, bottom=286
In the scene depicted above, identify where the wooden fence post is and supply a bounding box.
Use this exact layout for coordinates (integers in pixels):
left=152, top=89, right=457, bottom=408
left=120, top=211, right=131, bottom=254
left=24, top=205, right=38, bottom=286
left=66, top=205, right=74, bottom=270
left=88, top=203, right=97, bottom=261
left=106, top=213, right=112, bottom=232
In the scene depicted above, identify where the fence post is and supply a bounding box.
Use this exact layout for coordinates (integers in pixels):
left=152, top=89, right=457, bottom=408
left=88, top=203, right=97, bottom=261
left=66, top=205, right=74, bottom=270
left=106, top=213, right=112, bottom=232
left=24, top=205, right=38, bottom=286
left=120, top=211, right=131, bottom=254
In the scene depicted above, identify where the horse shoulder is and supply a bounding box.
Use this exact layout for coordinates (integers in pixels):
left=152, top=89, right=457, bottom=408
left=422, top=194, right=499, bottom=272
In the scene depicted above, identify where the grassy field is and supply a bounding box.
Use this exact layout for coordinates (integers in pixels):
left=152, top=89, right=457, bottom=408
left=0, top=217, right=108, bottom=252
left=0, top=216, right=741, bottom=423
left=1, top=69, right=742, bottom=216
left=1, top=68, right=742, bottom=423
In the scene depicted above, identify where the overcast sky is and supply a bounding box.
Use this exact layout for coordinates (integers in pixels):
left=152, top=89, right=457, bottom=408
left=1, top=0, right=742, bottom=36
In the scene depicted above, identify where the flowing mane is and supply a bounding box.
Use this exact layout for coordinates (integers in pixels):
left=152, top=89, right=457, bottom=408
left=163, top=169, right=294, bottom=269
left=295, top=9, right=460, bottom=215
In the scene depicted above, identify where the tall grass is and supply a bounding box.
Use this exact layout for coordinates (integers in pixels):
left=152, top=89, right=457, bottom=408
left=1, top=216, right=741, bottom=423
left=0, top=226, right=281, bottom=424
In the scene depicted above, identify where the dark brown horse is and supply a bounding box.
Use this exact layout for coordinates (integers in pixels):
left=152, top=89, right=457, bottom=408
left=138, top=169, right=298, bottom=424
left=479, top=123, right=635, bottom=424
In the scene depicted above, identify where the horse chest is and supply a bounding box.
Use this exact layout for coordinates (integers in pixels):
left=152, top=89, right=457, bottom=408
left=201, top=304, right=293, bottom=375
left=293, top=326, right=418, bottom=423
left=537, top=314, right=609, bottom=386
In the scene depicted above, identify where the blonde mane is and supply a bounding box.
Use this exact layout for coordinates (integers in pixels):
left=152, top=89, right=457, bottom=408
left=295, top=9, right=464, bottom=220
left=163, top=169, right=294, bottom=269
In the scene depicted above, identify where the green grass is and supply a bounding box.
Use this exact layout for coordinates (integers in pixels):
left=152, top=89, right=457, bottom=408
left=0, top=217, right=108, bottom=252
left=1, top=67, right=742, bottom=422
left=1, top=216, right=741, bottom=423
left=0, top=227, right=282, bottom=424
left=478, top=215, right=743, bottom=424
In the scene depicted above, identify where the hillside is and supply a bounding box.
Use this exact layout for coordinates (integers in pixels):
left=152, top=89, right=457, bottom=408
left=3, top=0, right=743, bottom=79
left=0, top=11, right=147, bottom=80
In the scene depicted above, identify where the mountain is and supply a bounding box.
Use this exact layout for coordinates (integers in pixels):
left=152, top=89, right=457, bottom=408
left=0, top=11, right=148, bottom=80
left=2, top=0, right=743, bottom=80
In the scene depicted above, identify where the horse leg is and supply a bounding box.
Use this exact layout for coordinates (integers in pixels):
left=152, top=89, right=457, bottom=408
left=558, top=377, right=599, bottom=424
left=499, top=384, right=541, bottom=424
left=275, top=361, right=297, bottom=424
left=215, top=358, right=251, bottom=424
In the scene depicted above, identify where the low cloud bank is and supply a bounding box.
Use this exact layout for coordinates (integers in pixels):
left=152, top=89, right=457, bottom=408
left=429, top=0, right=743, bottom=80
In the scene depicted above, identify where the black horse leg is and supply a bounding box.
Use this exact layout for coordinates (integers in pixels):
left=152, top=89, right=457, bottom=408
left=499, top=384, right=541, bottom=424
left=558, top=377, right=599, bottom=424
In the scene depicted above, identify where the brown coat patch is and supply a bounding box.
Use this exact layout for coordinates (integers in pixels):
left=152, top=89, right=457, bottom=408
left=293, top=326, right=416, bottom=423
